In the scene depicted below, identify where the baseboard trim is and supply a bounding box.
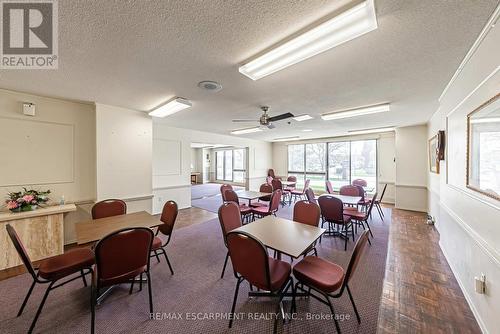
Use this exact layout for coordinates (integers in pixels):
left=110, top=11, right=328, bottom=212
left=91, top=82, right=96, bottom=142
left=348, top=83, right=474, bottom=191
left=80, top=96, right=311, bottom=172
left=440, top=242, right=488, bottom=334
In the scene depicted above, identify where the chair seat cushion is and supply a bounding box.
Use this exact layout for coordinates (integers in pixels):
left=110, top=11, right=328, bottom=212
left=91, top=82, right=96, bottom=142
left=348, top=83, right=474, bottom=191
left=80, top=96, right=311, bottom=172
left=250, top=202, right=268, bottom=208
left=152, top=236, right=163, bottom=250
left=324, top=215, right=351, bottom=225
left=344, top=209, right=366, bottom=220
left=239, top=204, right=252, bottom=214
left=38, top=248, right=95, bottom=281
left=293, top=256, right=345, bottom=293
left=267, top=257, right=292, bottom=291
left=251, top=206, right=270, bottom=215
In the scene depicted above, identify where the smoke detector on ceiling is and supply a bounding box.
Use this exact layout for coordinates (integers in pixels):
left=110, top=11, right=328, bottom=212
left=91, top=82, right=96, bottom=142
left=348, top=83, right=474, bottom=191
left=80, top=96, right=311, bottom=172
left=198, top=81, right=222, bottom=92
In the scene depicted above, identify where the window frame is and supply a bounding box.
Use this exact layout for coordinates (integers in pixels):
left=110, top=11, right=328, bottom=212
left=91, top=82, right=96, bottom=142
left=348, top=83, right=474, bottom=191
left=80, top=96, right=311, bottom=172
left=215, top=148, right=246, bottom=183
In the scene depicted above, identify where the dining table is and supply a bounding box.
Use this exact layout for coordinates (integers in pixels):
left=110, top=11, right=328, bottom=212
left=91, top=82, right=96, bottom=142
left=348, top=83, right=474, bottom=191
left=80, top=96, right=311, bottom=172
left=236, top=190, right=270, bottom=206
left=319, top=193, right=362, bottom=206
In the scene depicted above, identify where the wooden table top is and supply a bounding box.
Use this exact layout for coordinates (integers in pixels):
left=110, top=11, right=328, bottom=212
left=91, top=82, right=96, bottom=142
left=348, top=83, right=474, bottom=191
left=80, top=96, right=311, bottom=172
left=236, top=190, right=270, bottom=200
left=319, top=194, right=362, bottom=206
left=233, top=216, right=325, bottom=258
left=75, top=211, right=161, bottom=245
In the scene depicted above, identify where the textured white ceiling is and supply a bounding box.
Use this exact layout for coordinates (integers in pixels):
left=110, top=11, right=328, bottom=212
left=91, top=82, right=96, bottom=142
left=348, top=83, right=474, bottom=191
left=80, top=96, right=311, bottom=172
left=0, top=0, right=497, bottom=141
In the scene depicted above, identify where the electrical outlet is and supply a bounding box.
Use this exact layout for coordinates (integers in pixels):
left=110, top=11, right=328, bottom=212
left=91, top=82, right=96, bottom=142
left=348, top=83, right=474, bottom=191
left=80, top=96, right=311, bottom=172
left=474, top=274, right=486, bottom=294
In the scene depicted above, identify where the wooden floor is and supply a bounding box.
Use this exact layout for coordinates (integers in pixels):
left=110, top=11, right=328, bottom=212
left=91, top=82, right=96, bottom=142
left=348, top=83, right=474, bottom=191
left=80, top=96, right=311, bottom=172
left=377, top=208, right=480, bottom=333
left=0, top=205, right=481, bottom=333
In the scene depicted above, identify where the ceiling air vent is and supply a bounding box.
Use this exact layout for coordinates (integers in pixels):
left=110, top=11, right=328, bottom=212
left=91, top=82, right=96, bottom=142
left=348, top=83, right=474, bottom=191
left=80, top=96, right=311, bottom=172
left=198, top=81, right=222, bottom=92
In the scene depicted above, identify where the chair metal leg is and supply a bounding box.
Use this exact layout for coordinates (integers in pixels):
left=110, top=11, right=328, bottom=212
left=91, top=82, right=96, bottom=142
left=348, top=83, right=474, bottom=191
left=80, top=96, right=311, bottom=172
left=28, top=282, right=54, bottom=334
left=346, top=284, right=361, bottom=324
left=80, top=269, right=88, bottom=287
left=129, top=279, right=135, bottom=294
left=364, top=219, right=374, bottom=238
left=326, top=295, right=342, bottom=334
left=17, top=279, right=36, bottom=317
left=91, top=286, right=96, bottom=334
left=163, top=250, right=174, bottom=275
left=229, top=278, right=242, bottom=328
left=139, top=273, right=143, bottom=291
left=221, top=252, right=229, bottom=279
left=146, top=271, right=153, bottom=314
left=154, top=251, right=161, bottom=263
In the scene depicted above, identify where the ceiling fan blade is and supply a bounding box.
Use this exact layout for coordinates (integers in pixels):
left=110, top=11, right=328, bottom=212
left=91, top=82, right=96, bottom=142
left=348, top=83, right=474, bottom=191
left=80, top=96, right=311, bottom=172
left=267, top=123, right=276, bottom=129
left=232, top=119, right=259, bottom=122
left=268, top=112, right=294, bottom=122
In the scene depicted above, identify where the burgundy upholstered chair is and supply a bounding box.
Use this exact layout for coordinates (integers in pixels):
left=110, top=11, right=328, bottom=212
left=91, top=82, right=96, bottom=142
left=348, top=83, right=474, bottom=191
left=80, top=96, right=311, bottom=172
left=318, top=195, right=353, bottom=251
left=325, top=180, right=335, bottom=194
left=250, top=183, right=273, bottom=208
left=353, top=184, right=371, bottom=212
left=91, top=227, right=154, bottom=334
left=218, top=202, right=243, bottom=278
left=285, top=175, right=297, bottom=191
left=251, top=189, right=282, bottom=220
left=371, top=184, right=387, bottom=219
left=292, top=230, right=370, bottom=334
left=91, top=199, right=127, bottom=219
left=150, top=200, right=178, bottom=275
left=344, top=192, right=378, bottom=239
left=6, top=224, right=94, bottom=334
left=224, top=189, right=252, bottom=222
left=352, top=179, right=368, bottom=187
left=220, top=184, right=234, bottom=202
left=290, top=179, right=310, bottom=203
left=293, top=200, right=321, bottom=257
left=339, top=185, right=359, bottom=197
left=226, top=230, right=294, bottom=332
left=305, top=187, right=317, bottom=204
left=271, top=178, right=288, bottom=206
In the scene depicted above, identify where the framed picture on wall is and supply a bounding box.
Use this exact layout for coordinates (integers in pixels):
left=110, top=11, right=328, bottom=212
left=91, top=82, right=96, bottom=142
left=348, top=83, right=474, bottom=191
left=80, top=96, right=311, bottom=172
left=429, top=135, right=439, bottom=174
left=466, top=93, right=500, bottom=201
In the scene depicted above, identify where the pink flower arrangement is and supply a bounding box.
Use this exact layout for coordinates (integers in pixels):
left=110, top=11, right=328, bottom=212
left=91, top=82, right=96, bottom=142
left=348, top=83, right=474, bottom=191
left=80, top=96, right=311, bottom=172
left=5, top=188, right=50, bottom=212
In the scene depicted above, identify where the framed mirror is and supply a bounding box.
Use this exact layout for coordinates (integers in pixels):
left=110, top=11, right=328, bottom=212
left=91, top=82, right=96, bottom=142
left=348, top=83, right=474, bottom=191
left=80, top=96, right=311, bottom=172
left=466, top=93, right=500, bottom=200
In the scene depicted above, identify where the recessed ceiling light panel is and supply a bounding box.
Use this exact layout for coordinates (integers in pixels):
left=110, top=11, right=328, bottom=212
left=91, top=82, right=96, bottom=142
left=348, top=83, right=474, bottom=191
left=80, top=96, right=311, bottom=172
left=231, top=126, right=262, bottom=135
left=348, top=126, right=395, bottom=135
left=321, top=103, right=390, bottom=120
left=149, top=97, right=192, bottom=118
left=293, top=114, right=313, bottom=121
left=274, top=136, right=300, bottom=142
left=239, top=0, right=377, bottom=80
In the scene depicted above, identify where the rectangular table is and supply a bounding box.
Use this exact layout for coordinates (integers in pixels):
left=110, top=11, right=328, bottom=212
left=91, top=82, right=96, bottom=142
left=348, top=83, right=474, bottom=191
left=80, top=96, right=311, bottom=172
left=75, top=211, right=161, bottom=245
left=233, top=215, right=325, bottom=259
left=236, top=190, right=270, bottom=206
left=280, top=180, right=296, bottom=187
left=319, top=194, right=361, bottom=206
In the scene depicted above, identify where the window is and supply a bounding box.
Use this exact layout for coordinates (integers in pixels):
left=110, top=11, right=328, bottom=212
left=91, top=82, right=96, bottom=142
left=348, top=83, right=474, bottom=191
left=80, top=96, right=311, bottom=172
left=215, top=148, right=246, bottom=183
left=287, top=139, right=377, bottom=193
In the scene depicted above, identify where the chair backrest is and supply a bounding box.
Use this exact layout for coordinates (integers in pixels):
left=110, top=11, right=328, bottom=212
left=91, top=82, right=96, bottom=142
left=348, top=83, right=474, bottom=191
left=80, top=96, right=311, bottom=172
left=343, top=230, right=370, bottom=287
left=91, top=199, right=127, bottom=219
left=226, top=231, right=272, bottom=291
left=287, top=176, right=297, bottom=186
left=5, top=224, right=37, bottom=280
left=354, top=185, right=365, bottom=200
left=267, top=169, right=276, bottom=178
left=365, top=192, right=378, bottom=219
left=339, top=185, right=359, bottom=197
left=304, top=187, right=316, bottom=204
left=220, top=184, right=233, bottom=201
left=94, top=227, right=153, bottom=287
left=271, top=178, right=283, bottom=191
left=224, top=189, right=240, bottom=205
left=325, top=180, right=334, bottom=194
left=259, top=183, right=273, bottom=201
left=158, top=200, right=178, bottom=236
left=266, top=176, right=273, bottom=185
left=352, top=179, right=368, bottom=187
left=318, top=195, right=344, bottom=223
left=293, top=200, right=320, bottom=227
left=268, top=189, right=282, bottom=213
left=302, top=179, right=311, bottom=192
left=379, top=184, right=387, bottom=202
left=218, top=202, right=243, bottom=247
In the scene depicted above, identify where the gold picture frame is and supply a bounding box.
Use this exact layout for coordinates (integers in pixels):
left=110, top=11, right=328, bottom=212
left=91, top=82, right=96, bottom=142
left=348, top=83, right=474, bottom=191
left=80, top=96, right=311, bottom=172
left=466, top=93, right=500, bottom=201
left=429, top=135, right=439, bottom=174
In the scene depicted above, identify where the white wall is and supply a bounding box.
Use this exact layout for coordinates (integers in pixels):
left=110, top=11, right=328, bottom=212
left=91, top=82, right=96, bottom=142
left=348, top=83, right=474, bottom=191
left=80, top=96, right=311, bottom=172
left=427, top=8, right=500, bottom=333
left=271, top=132, right=396, bottom=203
left=0, top=89, right=96, bottom=244
left=95, top=103, right=153, bottom=213
left=152, top=123, right=272, bottom=214
left=395, top=124, right=428, bottom=211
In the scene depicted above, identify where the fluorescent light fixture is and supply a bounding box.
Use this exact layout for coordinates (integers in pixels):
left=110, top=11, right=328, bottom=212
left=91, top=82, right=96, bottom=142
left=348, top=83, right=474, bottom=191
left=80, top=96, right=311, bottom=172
left=274, top=136, right=300, bottom=142
left=321, top=103, right=390, bottom=120
left=230, top=126, right=262, bottom=135
left=348, top=126, right=395, bottom=135
left=149, top=97, right=192, bottom=117
left=470, top=117, right=500, bottom=124
left=302, top=129, right=313, bottom=132
left=293, top=114, right=313, bottom=121
left=239, top=0, right=377, bottom=80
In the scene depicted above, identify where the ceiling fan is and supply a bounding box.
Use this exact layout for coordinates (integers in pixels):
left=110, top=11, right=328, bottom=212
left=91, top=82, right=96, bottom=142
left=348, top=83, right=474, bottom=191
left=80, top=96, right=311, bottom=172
left=232, top=106, right=294, bottom=129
